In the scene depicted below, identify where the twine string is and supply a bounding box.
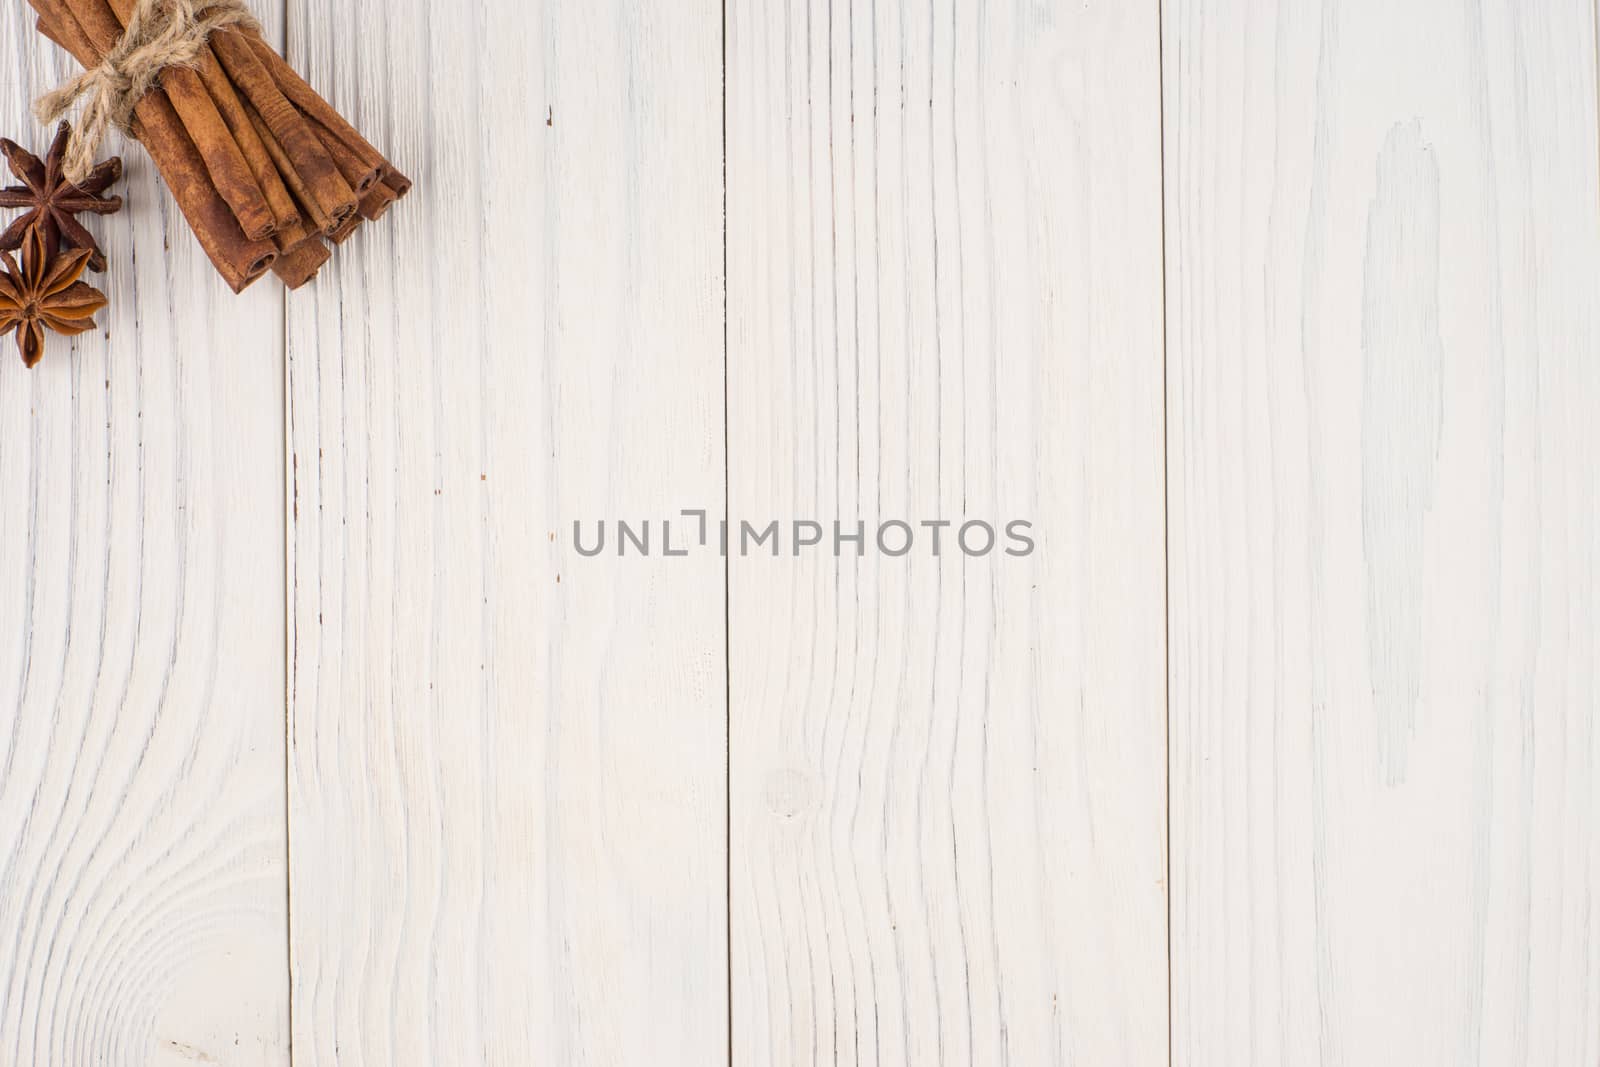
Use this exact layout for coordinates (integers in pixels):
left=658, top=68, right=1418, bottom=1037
left=34, top=0, right=259, bottom=183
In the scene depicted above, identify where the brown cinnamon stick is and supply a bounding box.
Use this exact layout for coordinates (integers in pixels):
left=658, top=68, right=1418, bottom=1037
left=244, top=103, right=333, bottom=235
left=209, top=28, right=358, bottom=228
left=152, top=70, right=275, bottom=240
left=245, top=33, right=388, bottom=169
left=191, top=48, right=303, bottom=242
left=58, top=0, right=277, bottom=242
left=327, top=212, right=361, bottom=246
left=247, top=30, right=412, bottom=211
left=272, top=235, right=329, bottom=289
left=269, top=213, right=314, bottom=254
left=28, top=0, right=406, bottom=291
left=306, top=116, right=381, bottom=196
left=381, top=169, right=413, bottom=199
left=31, top=2, right=276, bottom=290
left=358, top=182, right=398, bottom=221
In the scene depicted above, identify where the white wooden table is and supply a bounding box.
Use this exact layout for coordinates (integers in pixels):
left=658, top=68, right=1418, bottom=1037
left=2, top=1, right=1597, bottom=1065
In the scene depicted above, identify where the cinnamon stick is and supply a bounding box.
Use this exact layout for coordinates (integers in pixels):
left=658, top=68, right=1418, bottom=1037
left=152, top=69, right=275, bottom=239
left=270, top=213, right=314, bottom=254
left=209, top=28, right=358, bottom=228
left=244, top=33, right=387, bottom=168
left=190, top=47, right=303, bottom=242
left=306, top=116, right=381, bottom=196
left=381, top=169, right=413, bottom=199
left=272, top=235, right=329, bottom=289
left=244, top=102, right=333, bottom=234
left=28, top=0, right=407, bottom=291
left=327, top=212, right=360, bottom=245
left=31, top=2, right=276, bottom=290
left=247, top=31, right=411, bottom=210
left=57, top=0, right=277, bottom=242
left=358, top=182, right=398, bottom=221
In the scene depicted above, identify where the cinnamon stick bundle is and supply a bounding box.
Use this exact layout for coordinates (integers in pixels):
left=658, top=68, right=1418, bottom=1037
left=27, top=0, right=410, bottom=292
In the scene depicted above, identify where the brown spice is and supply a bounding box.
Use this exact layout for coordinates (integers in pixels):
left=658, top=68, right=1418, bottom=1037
left=271, top=234, right=330, bottom=290
left=244, top=102, right=333, bottom=234
left=0, top=227, right=108, bottom=367
left=357, top=182, right=399, bottom=222
left=210, top=28, right=357, bottom=228
left=0, top=122, right=122, bottom=271
left=307, top=115, right=382, bottom=196
left=28, top=0, right=411, bottom=291
left=31, top=2, right=278, bottom=290
left=50, top=0, right=276, bottom=240
left=326, top=210, right=361, bottom=246
left=190, top=46, right=304, bottom=244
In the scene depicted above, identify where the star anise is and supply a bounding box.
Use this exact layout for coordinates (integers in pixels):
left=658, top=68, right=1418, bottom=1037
left=0, top=227, right=109, bottom=368
left=0, top=123, right=123, bottom=273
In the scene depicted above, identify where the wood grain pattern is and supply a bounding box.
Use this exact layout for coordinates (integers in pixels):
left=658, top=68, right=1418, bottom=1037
left=0, top=7, right=289, bottom=1067
left=5, top=3, right=1600, bottom=1064
left=1165, top=1, right=1600, bottom=1064
left=282, top=1, right=727, bottom=1064
left=725, top=1, right=1168, bottom=1063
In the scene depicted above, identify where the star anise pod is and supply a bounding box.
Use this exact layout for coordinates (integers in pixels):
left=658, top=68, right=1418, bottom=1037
left=0, top=123, right=123, bottom=273
left=0, top=227, right=109, bottom=368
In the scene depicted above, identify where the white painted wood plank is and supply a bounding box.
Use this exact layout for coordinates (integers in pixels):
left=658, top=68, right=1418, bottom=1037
left=283, top=3, right=726, bottom=1065
left=0, top=6, right=289, bottom=1067
left=726, top=1, right=1168, bottom=1063
left=1166, top=1, right=1600, bottom=1064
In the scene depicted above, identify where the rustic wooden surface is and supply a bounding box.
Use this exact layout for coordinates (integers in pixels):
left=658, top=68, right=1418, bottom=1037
left=1, top=1, right=1597, bottom=1065
left=1165, top=1, right=1600, bottom=1064
left=282, top=2, right=727, bottom=1065
left=725, top=1, right=1167, bottom=1064
left=0, top=5, right=289, bottom=1067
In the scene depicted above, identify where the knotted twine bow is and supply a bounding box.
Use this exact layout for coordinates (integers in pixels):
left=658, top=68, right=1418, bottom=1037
left=33, top=0, right=260, bottom=184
